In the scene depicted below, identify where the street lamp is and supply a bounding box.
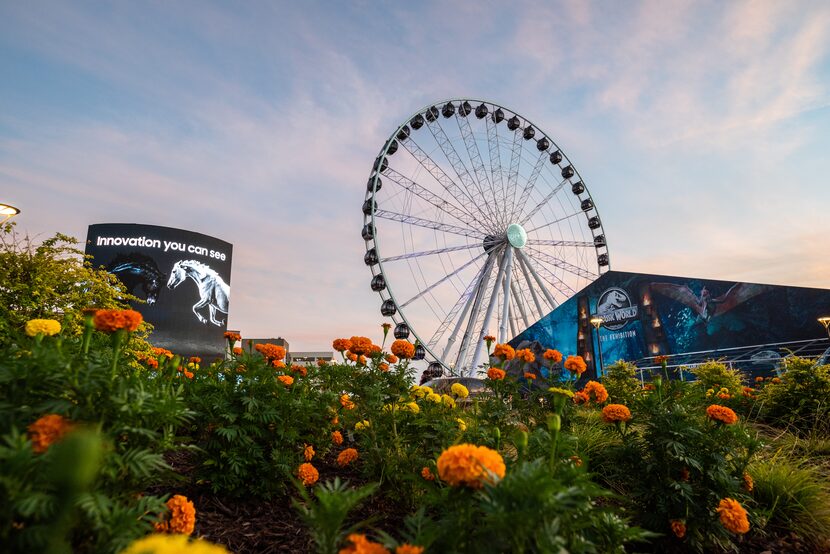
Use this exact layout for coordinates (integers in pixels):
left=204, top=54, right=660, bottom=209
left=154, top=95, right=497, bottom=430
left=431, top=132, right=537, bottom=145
left=819, top=316, right=830, bottom=339
left=589, top=315, right=605, bottom=378
left=0, top=203, right=20, bottom=224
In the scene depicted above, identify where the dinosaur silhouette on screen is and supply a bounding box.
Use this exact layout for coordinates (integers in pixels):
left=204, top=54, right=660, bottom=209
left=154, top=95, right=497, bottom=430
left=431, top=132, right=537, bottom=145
left=167, top=260, right=230, bottom=326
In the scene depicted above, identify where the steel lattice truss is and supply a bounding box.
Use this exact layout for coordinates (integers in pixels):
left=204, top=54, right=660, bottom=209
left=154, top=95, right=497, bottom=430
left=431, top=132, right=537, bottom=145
left=362, top=99, right=610, bottom=377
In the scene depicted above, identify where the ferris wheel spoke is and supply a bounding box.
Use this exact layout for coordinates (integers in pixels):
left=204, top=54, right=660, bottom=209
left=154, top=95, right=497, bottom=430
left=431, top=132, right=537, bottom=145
left=373, top=209, right=486, bottom=240
left=382, top=167, right=482, bottom=231
left=516, top=249, right=547, bottom=317
left=485, top=112, right=508, bottom=230
left=425, top=118, right=501, bottom=232
left=506, top=128, right=524, bottom=218
left=525, top=239, right=594, bottom=248
left=380, top=243, right=482, bottom=263
left=499, top=247, right=514, bottom=343
left=454, top=112, right=503, bottom=230
left=509, top=150, right=547, bottom=223
left=520, top=178, right=568, bottom=225
left=525, top=210, right=584, bottom=234
left=525, top=246, right=597, bottom=281
left=398, top=252, right=485, bottom=308
left=515, top=249, right=561, bottom=308
left=401, top=132, right=496, bottom=233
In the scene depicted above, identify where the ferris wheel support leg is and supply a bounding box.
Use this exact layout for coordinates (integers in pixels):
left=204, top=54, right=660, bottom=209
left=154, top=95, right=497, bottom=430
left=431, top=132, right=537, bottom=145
left=511, top=279, right=531, bottom=329
left=508, top=298, right=518, bottom=339
left=469, top=249, right=509, bottom=375
left=516, top=249, right=558, bottom=311
left=499, top=247, right=514, bottom=344
left=456, top=248, right=500, bottom=373
left=516, top=251, right=545, bottom=319
left=443, top=255, right=495, bottom=362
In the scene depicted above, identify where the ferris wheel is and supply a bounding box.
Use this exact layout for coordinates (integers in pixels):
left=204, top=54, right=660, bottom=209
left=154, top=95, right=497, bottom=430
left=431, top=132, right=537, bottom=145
left=362, top=99, right=609, bottom=377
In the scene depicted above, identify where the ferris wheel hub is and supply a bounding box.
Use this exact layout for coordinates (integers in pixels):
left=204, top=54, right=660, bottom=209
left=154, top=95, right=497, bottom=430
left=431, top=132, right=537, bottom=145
left=506, top=223, right=528, bottom=249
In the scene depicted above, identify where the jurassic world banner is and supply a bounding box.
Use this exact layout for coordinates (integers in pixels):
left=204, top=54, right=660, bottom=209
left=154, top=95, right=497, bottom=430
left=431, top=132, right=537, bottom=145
left=85, top=223, right=233, bottom=359
left=510, top=270, right=830, bottom=379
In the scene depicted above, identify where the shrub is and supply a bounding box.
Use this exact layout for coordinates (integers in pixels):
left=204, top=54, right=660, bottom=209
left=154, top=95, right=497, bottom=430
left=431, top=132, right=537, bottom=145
left=690, top=360, right=744, bottom=394
left=758, top=356, right=830, bottom=435
left=602, top=360, right=641, bottom=404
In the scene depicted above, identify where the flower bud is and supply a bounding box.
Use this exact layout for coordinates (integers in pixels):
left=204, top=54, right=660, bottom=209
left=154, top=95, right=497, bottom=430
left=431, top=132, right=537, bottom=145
left=547, top=414, right=561, bottom=433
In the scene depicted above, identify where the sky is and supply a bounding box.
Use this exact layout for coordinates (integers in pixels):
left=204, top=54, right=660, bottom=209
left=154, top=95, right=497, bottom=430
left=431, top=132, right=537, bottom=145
left=2, top=0, right=830, bottom=351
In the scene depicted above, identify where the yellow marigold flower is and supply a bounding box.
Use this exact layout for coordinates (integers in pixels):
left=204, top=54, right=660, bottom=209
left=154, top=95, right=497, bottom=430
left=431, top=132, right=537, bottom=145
left=278, top=375, right=294, bottom=386
left=25, top=319, right=61, bottom=337
left=450, top=383, right=469, bottom=398
left=382, top=403, right=394, bottom=413
left=421, top=466, right=435, bottom=481
left=338, top=533, right=390, bottom=554
left=336, top=447, right=359, bottom=467
left=404, top=402, right=420, bottom=414
left=154, top=494, right=196, bottom=535
left=548, top=387, right=574, bottom=398
left=93, top=309, right=143, bottom=333
left=706, top=388, right=715, bottom=397
left=28, top=414, right=72, bottom=453
left=298, top=462, right=319, bottom=486
left=420, top=386, right=433, bottom=396
left=304, top=444, right=315, bottom=461
left=492, top=343, right=515, bottom=360
left=743, top=472, right=754, bottom=492
left=426, top=392, right=442, bottom=404
left=717, top=498, right=750, bottom=534
left=355, top=420, right=371, bottom=431
left=601, top=404, right=632, bottom=423
left=670, top=519, right=686, bottom=539
left=706, top=404, right=738, bottom=425
left=487, top=367, right=506, bottom=380
left=516, top=348, right=535, bottom=364
left=583, top=381, right=609, bottom=403
left=441, top=394, right=456, bottom=408
left=456, top=418, right=467, bottom=431
left=121, top=534, right=229, bottom=554
left=436, top=443, right=506, bottom=488
left=719, top=387, right=729, bottom=394
left=332, top=430, right=343, bottom=445
left=395, top=544, right=425, bottom=554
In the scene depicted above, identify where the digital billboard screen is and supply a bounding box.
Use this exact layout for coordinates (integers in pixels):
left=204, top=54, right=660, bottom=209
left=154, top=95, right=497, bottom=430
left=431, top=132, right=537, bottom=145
left=85, top=223, right=233, bottom=359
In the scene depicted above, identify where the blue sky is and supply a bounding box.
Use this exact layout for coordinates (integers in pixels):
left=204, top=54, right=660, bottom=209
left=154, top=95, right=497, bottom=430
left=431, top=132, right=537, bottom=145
left=2, top=1, right=829, bottom=350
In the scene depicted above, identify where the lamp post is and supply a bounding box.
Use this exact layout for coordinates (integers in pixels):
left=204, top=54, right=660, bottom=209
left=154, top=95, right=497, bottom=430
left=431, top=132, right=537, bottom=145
left=589, top=315, right=605, bottom=378
left=0, top=203, right=21, bottom=224
left=819, top=317, right=830, bottom=340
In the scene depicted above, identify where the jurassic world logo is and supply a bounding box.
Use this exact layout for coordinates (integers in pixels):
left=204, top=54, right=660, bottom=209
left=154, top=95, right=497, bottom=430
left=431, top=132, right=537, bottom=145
left=596, top=287, right=638, bottom=331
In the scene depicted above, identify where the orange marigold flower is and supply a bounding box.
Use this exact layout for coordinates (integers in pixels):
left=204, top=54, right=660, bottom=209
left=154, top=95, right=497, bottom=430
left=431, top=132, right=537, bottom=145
left=563, top=355, right=587, bottom=375
left=395, top=545, right=424, bottom=554
left=516, top=348, right=535, bottom=364
left=543, top=349, right=563, bottom=363
left=357, top=355, right=367, bottom=366
left=390, top=339, right=416, bottom=359
left=337, top=447, right=359, bottom=467
left=743, top=472, right=754, bottom=492
left=755, top=376, right=764, bottom=383
left=379, top=362, right=389, bottom=372
left=28, top=414, right=72, bottom=453
left=654, top=355, right=670, bottom=364
left=333, top=338, right=352, bottom=352
left=670, top=519, right=686, bottom=539
left=601, top=403, right=632, bottom=423
left=339, top=533, right=390, bottom=554
left=152, top=347, right=174, bottom=359
left=382, top=323, right=392, bottom=331
left=340, top=394, right=356, bottom=410
left=487, top=367, right=506, bottom=380
left=278, top=375, right=294, bottom=386
left=436, top=443, right=506, bottom=488
left=348, top=336, right=374, bottom=356
left=345, top=352, right=357, bottom=362
left=304, top=444, right=315, bottom=461
left=255, top=343, right=286, bottom=361
left=93, top=309, right=143, bottom=333
left=331, top=415, right=339, bottom=425
left=523, top=372, right=537, bottom=380
left=291, top=364, right=308, bottom=377
left=369, top=344, right=382, bottom=354
left=298, top=462, right=319, bottom=486
left=643, top=383, right=656, bottom=391
left=184, top=370, right=194, bottom=379
left=224, top=331, right=241, bottom=342
left=717, top=392, right=731, bottom=400
left=717, top=498, right=750, bottom=534
left=273, top=360, right=286, bottom=369
left=189, top=356, right=201, bottom=363
left=317, top=358, right=327, bottom=367
left=573, top=391, right=590, bottom=405
left=154, top=494, right=196, bottom=535
left=492, top=343, right=515, bottom=360
left=583, top=381, right=609, bottom=403
left=706, top=404, right=738, bottom=425
left=332, top=430, right=343, bottom=445
left=421, top=467, right=435, bottom=481
left=569, top=455, right=583, bottom=467
left=483, top=335, right=496, bottom=343
left=680, top=467, right=690, bottom=481
left=232, top=346, right=243, bottom=355
left=771, top=377, right=781, bottom=384
left=385, top=354, right=398, bottom=364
